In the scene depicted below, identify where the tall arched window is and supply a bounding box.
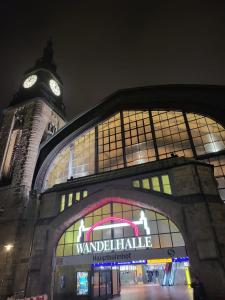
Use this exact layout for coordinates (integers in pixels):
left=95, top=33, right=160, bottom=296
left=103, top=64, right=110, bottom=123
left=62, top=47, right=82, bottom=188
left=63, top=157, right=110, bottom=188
left=44, top=110, right=225, bottom=202
left=56, top=203, right=185, bottom=257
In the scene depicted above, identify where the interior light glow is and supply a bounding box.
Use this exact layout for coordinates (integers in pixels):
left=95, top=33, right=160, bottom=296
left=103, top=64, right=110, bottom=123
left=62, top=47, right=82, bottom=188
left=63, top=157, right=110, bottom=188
left=185, top=267, right=191, bottom=286
left=172, top=257, right=189, bottom=263
left=147, top=258, right=172, bottom=264
left=4, top=244, right=14, bottom=252
left=92, top=260, right=147, bottom=268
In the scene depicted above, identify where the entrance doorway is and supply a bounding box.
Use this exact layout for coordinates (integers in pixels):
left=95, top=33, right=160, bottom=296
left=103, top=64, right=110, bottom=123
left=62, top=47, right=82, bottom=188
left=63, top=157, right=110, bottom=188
left=91, top=257, right=191, bottom=298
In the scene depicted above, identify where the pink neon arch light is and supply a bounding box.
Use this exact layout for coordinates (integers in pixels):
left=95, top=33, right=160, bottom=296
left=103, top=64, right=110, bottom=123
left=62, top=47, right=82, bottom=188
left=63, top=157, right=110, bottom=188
left=85, top=216, right=139, bottom=241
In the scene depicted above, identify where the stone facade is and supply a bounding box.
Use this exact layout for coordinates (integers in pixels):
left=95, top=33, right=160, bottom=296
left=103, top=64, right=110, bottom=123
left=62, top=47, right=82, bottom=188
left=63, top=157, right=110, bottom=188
left=26, top=158, right=225, bottom=300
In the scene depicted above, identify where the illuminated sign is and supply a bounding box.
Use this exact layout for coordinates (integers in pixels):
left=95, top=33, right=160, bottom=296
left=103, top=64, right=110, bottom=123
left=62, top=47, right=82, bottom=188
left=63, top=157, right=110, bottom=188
left=92, top=260, right=147, bottom=268
left=74, top=211, right=152, bottom=255
left=76, top=236, right=152, bottom=254
left=147, top=258, right=172, bottom=264
left=77, top=211, right=151, bottom=242
left=76, top=272, right=88, bottom=295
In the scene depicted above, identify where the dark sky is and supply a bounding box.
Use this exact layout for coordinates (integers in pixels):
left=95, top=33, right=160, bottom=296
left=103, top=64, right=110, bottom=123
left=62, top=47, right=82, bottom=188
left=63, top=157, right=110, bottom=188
left=1, top=0, right=225, bottom=120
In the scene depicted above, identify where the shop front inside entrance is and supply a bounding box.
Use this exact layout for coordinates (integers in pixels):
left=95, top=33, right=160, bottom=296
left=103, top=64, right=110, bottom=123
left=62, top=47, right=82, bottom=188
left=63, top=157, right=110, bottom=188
left=54, top=256, right=190, bottom=299
left=53, top=202, right=188, bottom=299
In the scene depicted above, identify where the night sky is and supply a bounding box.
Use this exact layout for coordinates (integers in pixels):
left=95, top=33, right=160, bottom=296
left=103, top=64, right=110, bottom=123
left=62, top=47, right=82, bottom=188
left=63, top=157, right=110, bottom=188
left=1, top=1, right=225, bottom=120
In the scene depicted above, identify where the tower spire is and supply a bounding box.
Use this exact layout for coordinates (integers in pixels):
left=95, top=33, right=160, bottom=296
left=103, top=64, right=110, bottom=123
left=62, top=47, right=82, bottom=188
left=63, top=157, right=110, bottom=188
left=35, top=38, right=57, bottom=73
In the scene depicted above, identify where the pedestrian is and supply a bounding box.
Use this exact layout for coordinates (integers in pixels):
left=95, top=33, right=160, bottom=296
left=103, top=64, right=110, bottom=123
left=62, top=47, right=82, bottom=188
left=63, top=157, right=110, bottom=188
left=191, top=276, right=207, bottom=300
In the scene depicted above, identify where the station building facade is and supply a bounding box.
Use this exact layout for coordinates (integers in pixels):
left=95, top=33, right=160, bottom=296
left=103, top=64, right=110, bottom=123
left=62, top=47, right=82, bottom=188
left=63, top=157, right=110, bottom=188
left=0, top=43, right=225, bottom=300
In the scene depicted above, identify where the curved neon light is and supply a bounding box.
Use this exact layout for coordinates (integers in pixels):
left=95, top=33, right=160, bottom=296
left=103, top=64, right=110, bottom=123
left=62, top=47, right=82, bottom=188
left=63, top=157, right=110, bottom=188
left=85, top=216, right=139, bottom=241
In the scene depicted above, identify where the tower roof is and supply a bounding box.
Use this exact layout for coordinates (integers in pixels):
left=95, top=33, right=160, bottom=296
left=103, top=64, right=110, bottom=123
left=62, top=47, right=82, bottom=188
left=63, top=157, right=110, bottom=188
left=25, top=38, right=62, bottom=82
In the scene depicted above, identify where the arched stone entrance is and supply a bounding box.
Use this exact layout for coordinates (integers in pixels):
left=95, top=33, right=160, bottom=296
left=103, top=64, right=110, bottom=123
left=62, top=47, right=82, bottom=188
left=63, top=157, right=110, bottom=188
left=27, top=188, right=225, bottom=300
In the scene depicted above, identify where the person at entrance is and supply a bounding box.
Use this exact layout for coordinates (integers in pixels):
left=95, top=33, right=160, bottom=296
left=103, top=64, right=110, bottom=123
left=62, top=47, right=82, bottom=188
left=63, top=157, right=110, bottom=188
left=191, top=276, right=207, bottom=300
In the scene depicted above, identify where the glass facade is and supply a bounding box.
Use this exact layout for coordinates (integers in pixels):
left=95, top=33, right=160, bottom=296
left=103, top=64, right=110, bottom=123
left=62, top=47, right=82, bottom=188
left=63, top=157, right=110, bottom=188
left=56, top=203, right=184, bottom=257
left=123, top=111, right=156, bottom=166
left=152, top=111, right=193, bottom=159
left=187, top=113, right=225, bottom=155
left=98, top=113, right=124, bottom=172
left=44, top=110, right=225, bottom=202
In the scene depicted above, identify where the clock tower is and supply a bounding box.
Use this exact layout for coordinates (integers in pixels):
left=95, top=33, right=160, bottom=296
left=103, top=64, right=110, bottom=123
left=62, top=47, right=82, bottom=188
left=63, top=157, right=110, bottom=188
left=0, top=41, right=66, bottom=297
left=11, top=38, right=65, bottom=115
left=0, top=39, right=66, bottom=187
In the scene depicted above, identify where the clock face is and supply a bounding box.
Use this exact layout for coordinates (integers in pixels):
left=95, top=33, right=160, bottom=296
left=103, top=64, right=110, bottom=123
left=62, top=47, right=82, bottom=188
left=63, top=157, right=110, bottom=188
left=23, top=75, right=37, bottom=88
left=49, top=79, right=61, bottom=96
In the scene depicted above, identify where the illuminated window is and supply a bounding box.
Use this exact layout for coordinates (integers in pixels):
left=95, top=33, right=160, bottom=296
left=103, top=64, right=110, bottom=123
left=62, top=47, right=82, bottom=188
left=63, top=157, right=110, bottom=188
left=123, top=111, right=156, bottom=166
left=45, top=147, right=70, bottom=189
left=56, top=203, right=184, bottom=257
left=83, top=190, right=88, bottom=198
left=59, top=190, right=88, bottom=212
left=152, top=110, right=193, bottom=159
left=71, top=129, right=95, bottom=178
left=45, top=130, right=95, bottom=189
left=132, top=174, right=172, bottom=195
left=152, top=177, right=160, bottom=192
left=75, top=192, right=81, bottom=201
left=60, top=195, right=66, bottom=212
left=142, top=178, right=150, bottom=190
left=132, top=180, right=140, bottom=188
left=68, top=193, right=73, bottom=207
left=161, top=175, right=172, bottom=194
left=187, top=113, right=225, bottom=155
left=98, top=113, right=124, bottom=172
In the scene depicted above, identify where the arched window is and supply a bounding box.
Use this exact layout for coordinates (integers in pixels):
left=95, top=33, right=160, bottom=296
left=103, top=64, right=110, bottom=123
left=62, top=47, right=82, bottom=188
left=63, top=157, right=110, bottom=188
left=56, top=203, right=185, bottom=257
left=44, top=110, right=225, bottom=201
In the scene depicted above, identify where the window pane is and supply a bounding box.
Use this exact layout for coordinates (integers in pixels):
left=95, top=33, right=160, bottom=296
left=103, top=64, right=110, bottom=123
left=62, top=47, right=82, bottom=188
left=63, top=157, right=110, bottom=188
left=152, top=177, right=160, bottom=191
left=187, top=113, right=225, bottom=155
left=159, top=234, right=172, bottom=248
left=152, top=110, right=192, bottom=159
left=68, top=193, right=73, bottom=206
left=56, top=245, right=64, bottom=256
left=142, top=178, right=150, bottom=189
left=64, top=244, right=73, bottom=256
left=132, top=180, right=140, bottom=188
left=172, top=233, right=185, bottom=247
left=157, top=220, right=170, bottom=233
left=60, top=195, right=65, bottom=212
left=123, top=111, right=156, bottom=166
left=98, top=113, right=124, bottom=172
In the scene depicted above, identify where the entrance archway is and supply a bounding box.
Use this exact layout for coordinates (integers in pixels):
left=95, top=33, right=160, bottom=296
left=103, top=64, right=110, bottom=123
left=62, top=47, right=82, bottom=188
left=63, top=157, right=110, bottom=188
left=35, top=188, right=193, bottom=298
left=52, top=196, right=189, bottom=299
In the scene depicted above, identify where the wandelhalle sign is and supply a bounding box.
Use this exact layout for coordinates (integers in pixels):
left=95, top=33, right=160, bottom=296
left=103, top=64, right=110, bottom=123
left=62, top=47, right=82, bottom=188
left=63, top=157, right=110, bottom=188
left=75, top=236, right=152, bottom=255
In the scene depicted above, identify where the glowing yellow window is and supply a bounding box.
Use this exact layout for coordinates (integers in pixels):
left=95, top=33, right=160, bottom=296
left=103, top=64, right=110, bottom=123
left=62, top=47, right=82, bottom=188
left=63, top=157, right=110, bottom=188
left=68, top=193, right=73, bottom=207
left=75, top=192, right=81, bottom=201
left=56, top=245, right=64, bottom=257
left=152, top=177, right=160, bottom=192
left=83, top=190, right=88, bottom=198
left=142, top=178, right=150, bottom=190
left=133, top=180, right=140, bottom=188
left=65, top=231, right=74, bottom=244
left=60, top=195, right=65, bottom=212
left=161, top=175, right=172, bottom=194
left=64, top=244, right=73, bottom=256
